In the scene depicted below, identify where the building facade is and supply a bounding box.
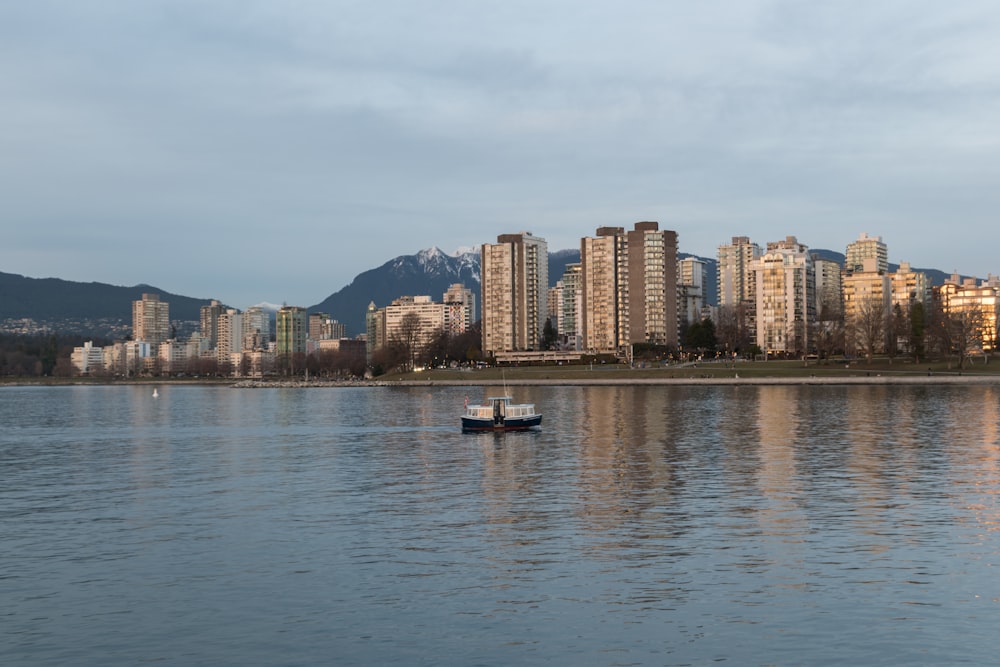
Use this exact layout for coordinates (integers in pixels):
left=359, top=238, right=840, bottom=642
left=717, top=236, right=761, bottom=347
left=678, top=256, right=708, bottom=327
left=718, top=236, right=761, bottom=308
left=813, top=256, right=844, bottom=321
left=275, top=306, right=307, bottom=356
left=890, top=262, right=931, bottom=312
left=845, top=232, right=888, bottom=275
left=71, top=341, right=104, bottom=375
left=132, top=293, right=170, bottom=346
left=622, top=222, right=679, bottom=347
left=241, top=306, right=271, bottom=351
left=936, top=275, right=1000, bottom=352
left=752, top=236, right=815, bottom=355
left=481, top=232, right=549, bottom=355
left=842, top=257, right=891, bottom=356
left=580, top=228, right=621, bottom=352
left=442, top=283, right=476, bottom=336
left=200, top=300, right=225, bottom=348
left=579, top=223, right=679, bottom=353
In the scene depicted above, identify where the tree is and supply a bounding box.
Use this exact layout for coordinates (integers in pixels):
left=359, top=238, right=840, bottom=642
left=422, top=327, right=450, bottom=368
left=810, top=318, right=844, bottom=362
left=928, top=299, right=984, bottom=370
left=683, top=318, right=717, bottom=354
left=886, top=303, right=908, bottom=364
left=850, top=296, right=886, bottom=363
left=909, top=301, right=926, bottom=362
left=392, top=312, right=423, bottom=371
left=716, top=304, right=752, bottom=357
left=541, top=317, right=558, bottom=351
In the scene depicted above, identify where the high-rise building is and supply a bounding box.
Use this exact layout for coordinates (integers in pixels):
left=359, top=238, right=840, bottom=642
left=813, top=256, right=844, bottom=320
left=890, top=262, right=931, bottom=312
left=481, top=232, right=548, bottom=355
left=275, top=306, right=307, bottom=356
left=579, top=222, right=679, bottom=353
left=580, top=227, right=621, bottom=352
left=132, top=293, right=170, bottom=346
left=717, top=236, right=761, bottom=346
left=366, top=301, right=381, bottom=363
left=242, top=306, right=270, bottom=351
left=752, top=236, right=815, bottom=355
left=559, top=263, right=582, bottom=350
left=217, top=308, right=243, bottom=363
left=718, top=236, right=761, bottom=307
left=200, top=300, right=225, bottom=348
left=678, top=256, right=708, bottom=327
left=308, top=313, right=346, bottom=341
left=622, top=222, right=679, bottom=347
left=845, top=232, right=888, bottom=275
left=442, top=283, right=476, bottom=336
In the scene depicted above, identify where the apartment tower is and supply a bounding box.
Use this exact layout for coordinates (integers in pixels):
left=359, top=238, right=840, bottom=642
left=275, top=306, right=307, bottom=356
left=580, top=222, right=679, bottom=352
left=845, top=232, right=888, bottom=275
left=752, top=236, right=815, bottom=355
left=132, top=293, right=170, bottom=346
left=580, top=227, right=621, bottom=352
left=481, top=232, right=549, bottom=355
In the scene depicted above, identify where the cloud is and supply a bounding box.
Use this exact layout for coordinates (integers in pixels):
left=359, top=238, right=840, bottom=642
left=2, top=1, right=999, bottom=307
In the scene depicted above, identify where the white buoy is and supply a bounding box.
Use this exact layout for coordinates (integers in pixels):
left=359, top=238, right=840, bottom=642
left=153, top=388, right=159, bottom=398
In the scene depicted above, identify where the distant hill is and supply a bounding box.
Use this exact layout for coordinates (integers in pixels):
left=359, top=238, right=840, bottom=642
left=0, top=271, right=213, bottom=337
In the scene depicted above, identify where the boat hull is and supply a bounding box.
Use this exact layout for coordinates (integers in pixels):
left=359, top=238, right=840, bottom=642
left=461, top=414, right=543, bottom=431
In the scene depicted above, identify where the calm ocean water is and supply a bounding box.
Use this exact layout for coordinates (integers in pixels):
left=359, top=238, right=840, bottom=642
left=2, top=383, right=1000, bottom=666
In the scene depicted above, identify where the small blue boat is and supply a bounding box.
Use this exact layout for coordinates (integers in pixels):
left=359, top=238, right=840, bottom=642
left=462, top=395, right=542, bottom=431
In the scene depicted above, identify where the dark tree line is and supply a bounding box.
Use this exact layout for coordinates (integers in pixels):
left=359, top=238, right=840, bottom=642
left=0, top=333, right=109, bottom=377
left=370, top=320, right=483, bottom=375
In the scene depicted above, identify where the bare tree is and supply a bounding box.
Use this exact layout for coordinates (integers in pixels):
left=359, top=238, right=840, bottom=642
left=391, top=312, right=423, bottom=372
left=850, top=296, right=886, bottom=363
left=909, top=301, right=927, bottom=363
left=716, top=304, right=753, bottom=358
left=810, top=318, right=844, bottom=362
left=929, top=300, right=984, bottom=370
left=886, top=303, right=908, bottom=365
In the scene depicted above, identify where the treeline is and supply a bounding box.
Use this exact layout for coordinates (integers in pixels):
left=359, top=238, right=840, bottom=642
left=370, top=320, right=484, bottom=375
left=0, top=333, right=108, bottom=377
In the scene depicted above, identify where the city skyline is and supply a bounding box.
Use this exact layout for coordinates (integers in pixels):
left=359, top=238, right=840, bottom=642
left=3, top=2, right=999, bottom=309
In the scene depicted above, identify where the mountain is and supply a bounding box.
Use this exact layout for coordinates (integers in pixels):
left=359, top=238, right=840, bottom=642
left=308, top=247, right=481, bottom=335
left=0, top=271, right=213, bottom=338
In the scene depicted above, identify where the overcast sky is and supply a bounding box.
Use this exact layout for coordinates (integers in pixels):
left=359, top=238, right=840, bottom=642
left=3, top=1, right=999, bottom=309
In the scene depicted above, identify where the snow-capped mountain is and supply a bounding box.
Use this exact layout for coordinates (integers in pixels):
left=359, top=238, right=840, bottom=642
left=308, top=247, right=485, bottom=336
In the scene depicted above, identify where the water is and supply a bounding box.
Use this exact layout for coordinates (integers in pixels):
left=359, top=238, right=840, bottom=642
left=2, top=383, right=1000, bottom=666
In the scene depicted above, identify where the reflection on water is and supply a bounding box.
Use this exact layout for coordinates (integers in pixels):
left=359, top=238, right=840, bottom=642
left=2, top=384, right=1000, bottom=666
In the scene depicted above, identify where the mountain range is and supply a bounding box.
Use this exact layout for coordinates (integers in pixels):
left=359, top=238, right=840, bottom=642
left=1, top=248, right=957, bottom=339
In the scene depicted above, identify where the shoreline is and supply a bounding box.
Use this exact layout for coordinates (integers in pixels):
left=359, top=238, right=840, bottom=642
left=5, top=375, right=1000, bottom=388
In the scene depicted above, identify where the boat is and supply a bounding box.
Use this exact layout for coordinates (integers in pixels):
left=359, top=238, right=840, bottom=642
left=462, top=395, right=542, bottom=431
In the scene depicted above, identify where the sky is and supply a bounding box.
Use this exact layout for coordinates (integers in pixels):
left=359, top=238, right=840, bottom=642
left=2, top=1, right=999, bottom=309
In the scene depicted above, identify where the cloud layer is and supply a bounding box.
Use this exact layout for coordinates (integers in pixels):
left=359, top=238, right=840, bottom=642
left=2, top=1, right=998, bottom=307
